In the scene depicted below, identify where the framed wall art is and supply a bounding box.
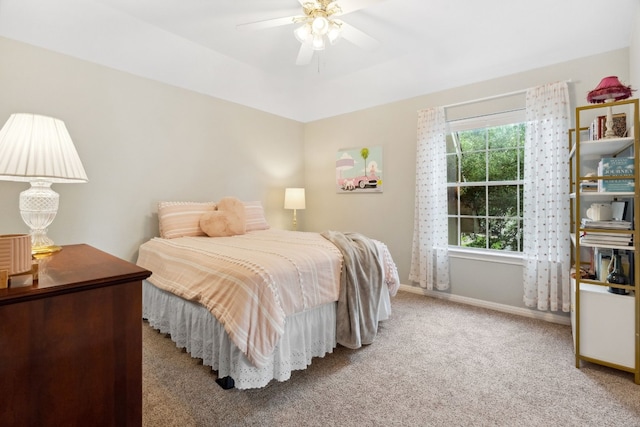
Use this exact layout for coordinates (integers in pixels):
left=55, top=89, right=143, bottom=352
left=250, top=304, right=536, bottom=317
left=335, top=146, right=383, bottom=193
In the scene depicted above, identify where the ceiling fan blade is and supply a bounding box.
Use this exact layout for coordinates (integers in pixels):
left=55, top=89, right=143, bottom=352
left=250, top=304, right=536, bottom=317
left=339, top=22, right=380, bottom=51
left=296, top=43, right=315, bottom=66
left=236, top=15, right=301, bottom=31
left=335, top=0, right=387, bottom=15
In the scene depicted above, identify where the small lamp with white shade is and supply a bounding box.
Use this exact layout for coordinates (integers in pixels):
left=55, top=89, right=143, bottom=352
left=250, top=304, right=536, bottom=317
left=284, top=188, right=305, bottom=231
left=0, top=113, right=88, bottom=255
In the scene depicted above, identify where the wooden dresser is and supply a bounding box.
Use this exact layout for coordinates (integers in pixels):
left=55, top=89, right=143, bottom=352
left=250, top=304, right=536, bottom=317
left=0, top=244, right=151, bottom=427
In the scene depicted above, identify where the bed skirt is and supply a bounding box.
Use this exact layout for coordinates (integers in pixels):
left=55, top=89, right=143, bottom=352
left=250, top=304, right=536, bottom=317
left=142, top=280, right=392, bottom=389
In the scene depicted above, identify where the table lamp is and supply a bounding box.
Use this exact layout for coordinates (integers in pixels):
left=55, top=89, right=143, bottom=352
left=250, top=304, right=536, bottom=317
left=284, top=187, right=305, bottom=230
left=587, top=76, right=633, bottom=138
left=0, top=113, right=89, bottom=254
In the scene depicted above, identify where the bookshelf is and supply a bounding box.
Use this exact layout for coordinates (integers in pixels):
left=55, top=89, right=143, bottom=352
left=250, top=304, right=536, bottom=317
left=569, top=98, right=640, bottom=383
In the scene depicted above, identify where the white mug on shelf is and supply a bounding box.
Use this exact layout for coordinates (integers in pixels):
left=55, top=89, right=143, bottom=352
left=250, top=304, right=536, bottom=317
left=586, top=203, right=613, bottom=221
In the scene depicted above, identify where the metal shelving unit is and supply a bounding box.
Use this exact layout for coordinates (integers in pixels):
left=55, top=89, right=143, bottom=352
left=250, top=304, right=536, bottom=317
left=570, top=98, right=640, bottom=383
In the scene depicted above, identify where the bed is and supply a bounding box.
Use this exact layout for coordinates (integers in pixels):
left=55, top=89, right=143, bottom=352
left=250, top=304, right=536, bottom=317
left=136, top=200, right=400, bottom=389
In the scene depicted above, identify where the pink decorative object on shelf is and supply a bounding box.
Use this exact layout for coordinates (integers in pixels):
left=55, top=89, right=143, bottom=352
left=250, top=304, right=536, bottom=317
left=587, top=76, right=633, bottom=103
left=587, top=76, right=634, bottom=138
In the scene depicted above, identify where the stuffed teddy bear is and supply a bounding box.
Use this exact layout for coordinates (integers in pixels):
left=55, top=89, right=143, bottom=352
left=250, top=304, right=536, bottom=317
left=200, top=196, right=246, bottom=237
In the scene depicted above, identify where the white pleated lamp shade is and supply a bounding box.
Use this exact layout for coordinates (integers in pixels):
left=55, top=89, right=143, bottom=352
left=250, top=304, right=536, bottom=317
left=0, top=113, right=88, bottom=183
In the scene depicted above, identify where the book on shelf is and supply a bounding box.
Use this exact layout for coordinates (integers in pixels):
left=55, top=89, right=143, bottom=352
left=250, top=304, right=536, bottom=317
left=581, top=229, right=633, bottom=245
left=579, top=181, right=598, bottom=192
left=580, top=233, right=633, bottom=246
left=598, top=113, right=627, bottom=139
left=598, top=251, right=611, bottom=281
left=581, top=231, right=633, bottom=239
left=597, top=157, right=635, bottom=192
left=589, top=113, right=627, bottom=140
left=581, top=218, right=632, bottom=229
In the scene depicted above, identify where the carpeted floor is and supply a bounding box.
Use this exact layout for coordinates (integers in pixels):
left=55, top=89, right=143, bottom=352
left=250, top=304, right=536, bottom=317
left=142, top=291, right=640, bottom=426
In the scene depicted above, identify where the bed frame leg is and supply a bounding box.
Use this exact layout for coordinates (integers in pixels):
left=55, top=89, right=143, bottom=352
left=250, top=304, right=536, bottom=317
left=215, top=376, right=235, bottom=390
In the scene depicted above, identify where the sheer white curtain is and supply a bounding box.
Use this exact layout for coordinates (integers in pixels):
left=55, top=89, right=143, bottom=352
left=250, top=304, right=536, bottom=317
left=409, top=107, right=450, bottom=290
left=522, top=81, right=571, bottom=312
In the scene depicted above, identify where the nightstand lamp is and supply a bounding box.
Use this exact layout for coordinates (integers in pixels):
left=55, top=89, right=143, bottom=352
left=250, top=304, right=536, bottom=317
left=0, top=114, right=88, bottom=255
left=284, top=187, right=305, bottom=231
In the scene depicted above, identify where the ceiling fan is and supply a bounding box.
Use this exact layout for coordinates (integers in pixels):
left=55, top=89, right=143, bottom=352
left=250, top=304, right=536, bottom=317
left=237, top=0, right=384, bottom=66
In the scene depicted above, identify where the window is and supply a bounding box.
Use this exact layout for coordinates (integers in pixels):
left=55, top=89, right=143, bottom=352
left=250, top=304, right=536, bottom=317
left=446, top=110, right=525, bottom=252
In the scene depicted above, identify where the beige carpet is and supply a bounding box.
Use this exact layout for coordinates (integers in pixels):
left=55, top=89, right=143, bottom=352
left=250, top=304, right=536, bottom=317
left=142, top=291, right=640, bottom=426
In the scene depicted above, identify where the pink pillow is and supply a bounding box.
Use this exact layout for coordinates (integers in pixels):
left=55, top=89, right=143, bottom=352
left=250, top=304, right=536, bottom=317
left=158, top=201, right=216, bottom=239
left=200, top=197, right=246, bottom=237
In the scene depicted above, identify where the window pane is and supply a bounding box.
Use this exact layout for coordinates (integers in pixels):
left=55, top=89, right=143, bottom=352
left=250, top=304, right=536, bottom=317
left=489, top=218, right=521, bottom=251
left=461, top=152, right=486, bottom=181
left=460, top=186, right=486, bottom=216
left=448, top=217, right=459, bottom=245
left=518, top=147, right=524, bottom=180
left=446, top=154, right=458, bottom=183
left=488, top=123, right=524, bottom=149
left=458, top=129, right=486, bottom=151
left=461, top=218, right=486, bottom=249
left=519, top=185, right=523, bottom=215
left=447, top=187, right=458, bottom=215
left=488, top=185, right=517, bottom=216
left=446, top=134, right=457, bottom=154
left=488, top=149, right=518, bottom=181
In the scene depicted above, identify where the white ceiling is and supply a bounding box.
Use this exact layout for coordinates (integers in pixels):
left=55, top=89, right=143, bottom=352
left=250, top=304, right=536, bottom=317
left=0, top=0, right=637, bottom=122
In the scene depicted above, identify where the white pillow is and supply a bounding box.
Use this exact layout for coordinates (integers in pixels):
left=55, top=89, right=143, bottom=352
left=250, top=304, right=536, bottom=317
left=243, top=201, right=270, bottom=231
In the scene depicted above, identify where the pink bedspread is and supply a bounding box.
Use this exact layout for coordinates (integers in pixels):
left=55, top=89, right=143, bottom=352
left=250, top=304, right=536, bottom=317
left=137, top=229, right=343, bottom=368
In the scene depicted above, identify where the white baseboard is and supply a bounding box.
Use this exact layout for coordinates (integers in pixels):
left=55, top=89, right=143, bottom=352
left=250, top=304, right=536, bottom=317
left=398, top=284, right=571, bottom=326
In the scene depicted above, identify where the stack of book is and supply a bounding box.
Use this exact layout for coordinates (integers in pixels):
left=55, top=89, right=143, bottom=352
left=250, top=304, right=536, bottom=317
left=581, top=218, right=632, bottom=229
left=597, top=157, right=635, bottom=192
left=581, top=218, right=633, bottom=246
left=581, top=232, right=633, bottom=247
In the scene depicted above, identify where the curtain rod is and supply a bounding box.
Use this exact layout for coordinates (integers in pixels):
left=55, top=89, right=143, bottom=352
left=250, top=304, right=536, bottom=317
left=442, top=79, right=572, bottom=110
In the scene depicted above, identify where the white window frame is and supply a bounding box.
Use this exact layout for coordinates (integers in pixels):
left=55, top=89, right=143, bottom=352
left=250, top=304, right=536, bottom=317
left=446, top=109, right=526, bottom=253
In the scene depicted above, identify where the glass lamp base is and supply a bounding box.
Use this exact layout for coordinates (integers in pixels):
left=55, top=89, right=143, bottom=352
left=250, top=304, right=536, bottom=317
left=19, top=181, right=61, bottom=255
left=32, top=244, right=62, bottom=256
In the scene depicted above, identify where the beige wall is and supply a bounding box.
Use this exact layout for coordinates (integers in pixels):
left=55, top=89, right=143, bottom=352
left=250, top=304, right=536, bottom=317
left=0, top=34, right=634, bottom=314
left=303, top=48, right=630, bottom=313
left=0, top=37, right=305, bottom=261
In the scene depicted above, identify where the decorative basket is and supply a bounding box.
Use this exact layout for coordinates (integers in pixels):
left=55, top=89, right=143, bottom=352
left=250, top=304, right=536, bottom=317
left=0, top=234, right=32, bottom=275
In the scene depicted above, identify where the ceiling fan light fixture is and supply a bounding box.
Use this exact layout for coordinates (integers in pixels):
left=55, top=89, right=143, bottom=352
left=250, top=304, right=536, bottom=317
left=294, top=23, right=312, bottom=43
left=327, top=20, right=342, bottom=44
left=236, top=0, right=380, bottom=65
left=311, top=16, right=329, bottom=35
left=312, top=34, right=325, bottom=50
